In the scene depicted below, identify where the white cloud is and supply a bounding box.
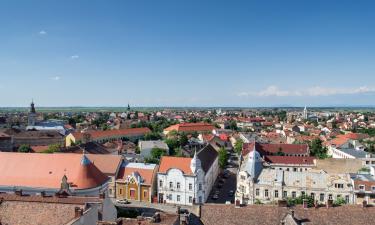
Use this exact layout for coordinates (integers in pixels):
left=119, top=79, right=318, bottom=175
left=39, top=30, right=47, bottom=35
left=70, top=55, right=79, bottom=60
left=238, top=85, right=375, bottom=97
left=50, top=76, right=61, bottom=81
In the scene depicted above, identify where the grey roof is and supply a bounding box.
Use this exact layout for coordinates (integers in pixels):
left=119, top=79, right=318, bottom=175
left=139, top=140, right=169, bottom=150
left=339, top=148, right=369, bottom=158
left=197, top=144, right=218, bottom=173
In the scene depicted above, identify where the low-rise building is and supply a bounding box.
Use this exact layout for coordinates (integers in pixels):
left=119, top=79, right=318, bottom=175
left=163, top=122, right=215, bottom=136
left=236, top=147, right=353, bottom=205
left=157, top=144, right=219, bottom=205
left=0, top=192, right=117, bottom=225
left=0, top=152, right=111, bottom=196
left=65, top=127, right=151, bottom=147
left=351, top=166, right=375, bottom=205
left=116, top=162, right=158, bottom=203
left=138, top=140, right=169, bottom=159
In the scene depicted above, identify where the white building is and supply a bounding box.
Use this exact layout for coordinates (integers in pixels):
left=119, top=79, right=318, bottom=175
left=236, top=146, right=354, bottom=205
left=157, top=144, right=219, bottom=205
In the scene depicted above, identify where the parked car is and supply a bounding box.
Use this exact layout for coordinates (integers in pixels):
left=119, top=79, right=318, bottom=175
left=212, top=194, right=219, bottom=200
left=116, top=199, right=130, bottom=204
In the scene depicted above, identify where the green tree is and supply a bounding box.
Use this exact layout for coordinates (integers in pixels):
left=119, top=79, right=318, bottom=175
left=179, top=132, right=189, bottom=146
left=18, top=144, right=31, bottom=153
left=276, top=147, right=285, bottom=156
left=218, top=147, right=228, bottom=169
left=309, top=138, right=328, bottom=159
left=43, top=144, right=61, bottom=154
left=234, top=139, right=244, bottom=154
left=144, top=132, right=162, bottom=140
left=151, top=148, right=166, bottom=161
left=334, top=197, right=347, bottom=206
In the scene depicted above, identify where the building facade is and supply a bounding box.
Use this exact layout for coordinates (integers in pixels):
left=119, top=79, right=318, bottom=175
left=116, top=162, right=158, bottom=203
left=236, top=146, right=354, bottom=205
left=157, top=144, right=219, bottom=206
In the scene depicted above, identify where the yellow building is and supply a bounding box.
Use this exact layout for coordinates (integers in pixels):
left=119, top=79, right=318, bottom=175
left=116, top=163, right=158, bottom=203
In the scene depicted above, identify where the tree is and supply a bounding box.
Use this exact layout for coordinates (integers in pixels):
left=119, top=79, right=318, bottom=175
left=234, top=139, right=244, bottom=154
left=334, top=197, right=347, bottom=206
left=276, top=147, right=285, bottom=156
left=18, top=144, right=31, bottom=153
left=179, top=132, right=188, bottom=147
left=309, top=138, right=328, bottom=159
left=151, top=148, right=165, bottom=161
left=218, top=147, right=228, bottom=169
left=144, top=132, right=162, bottom=141
left=43, top=144, right=61, bottom=154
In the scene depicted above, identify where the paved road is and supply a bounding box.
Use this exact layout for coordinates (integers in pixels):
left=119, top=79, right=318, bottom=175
left=206, top=151, right=239, bottom=204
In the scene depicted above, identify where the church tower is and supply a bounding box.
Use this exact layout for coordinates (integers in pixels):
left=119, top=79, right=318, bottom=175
left=28, top=100, right=37, bottom=126
left=190, top=150, right=202, bottom=174
left=303, top=106, right=308, bottom=120
left=245, top=143, right=263, bottom=181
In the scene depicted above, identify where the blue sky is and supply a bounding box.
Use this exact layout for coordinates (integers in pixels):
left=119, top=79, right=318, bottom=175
left=1, top=0, right=375, bottom=107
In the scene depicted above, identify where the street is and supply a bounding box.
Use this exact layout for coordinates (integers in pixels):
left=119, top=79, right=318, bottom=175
left=206, top=151, right=239, bottom=204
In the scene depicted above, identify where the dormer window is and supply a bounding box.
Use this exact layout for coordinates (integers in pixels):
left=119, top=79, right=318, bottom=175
left=372, top=186, right=375, bottom=192
left=359, top=185, right=365, bottom=191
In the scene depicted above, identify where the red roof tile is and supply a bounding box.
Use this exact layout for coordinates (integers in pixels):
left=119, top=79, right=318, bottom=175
left=72, top=127, right=151, bottom=141
left=158, top=156, right=193, bottom=175
left=265, top=156, right=315, bottom=165
left=164, top=123, right=214, bottom=133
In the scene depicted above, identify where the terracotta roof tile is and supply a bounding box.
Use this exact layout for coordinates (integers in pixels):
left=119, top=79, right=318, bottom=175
left=72, top=127, right=151, bottom=141
left=164, top=123, right=214, bottom=133
left=158, top=156, right=193, bottom=175
left=0, top=152, right=108, bottom=190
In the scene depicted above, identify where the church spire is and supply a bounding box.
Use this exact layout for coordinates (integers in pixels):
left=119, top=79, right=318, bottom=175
left=190, top=150, right=202, bottom=174
left=30, top=99, right=36, bottom=113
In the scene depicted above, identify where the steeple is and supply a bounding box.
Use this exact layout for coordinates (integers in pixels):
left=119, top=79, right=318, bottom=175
left=303, top=106, right=308, bottom=120
left=30, top=100, right=36, bottom=113
left=190, top=150, right=202, bottom=174
left=245, top=143, right=263, bottom=181
left=127, top=103, right=131, bottom=111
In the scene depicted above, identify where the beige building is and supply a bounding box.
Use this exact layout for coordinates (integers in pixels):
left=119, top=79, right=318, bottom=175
left=236, top=148, right=354, bottom=205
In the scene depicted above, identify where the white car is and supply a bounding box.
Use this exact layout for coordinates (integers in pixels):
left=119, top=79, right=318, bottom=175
left=116, top=199, right=130, bottom=204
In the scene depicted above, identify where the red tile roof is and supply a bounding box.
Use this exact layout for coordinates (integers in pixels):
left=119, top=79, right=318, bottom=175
left=265, top=156, right=315, bottom=165
left=30, top=145, right=49, bottom=153
left=117, top=165, right=157, bottom=186
left=164, top=123, right=214, bottom=133
left=242, top=142, right=309, bottom=156
left=158, top=156, right=193, bottom=175
left=72, top=127, right=151, bottom=141
left=0, top=152, right=108, bottom=190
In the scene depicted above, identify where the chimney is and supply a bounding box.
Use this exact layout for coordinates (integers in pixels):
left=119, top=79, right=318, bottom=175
left=74, top=207, right=83, bottom=218
left=278, top=200, right=288, bottom=207
left=363, top=200, right=367, bottom=208
left=302, top=199, right=308, bottom=209
left=326, top=200, right=333, bottom=208
left=15, top=190, right=22, bottom=196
